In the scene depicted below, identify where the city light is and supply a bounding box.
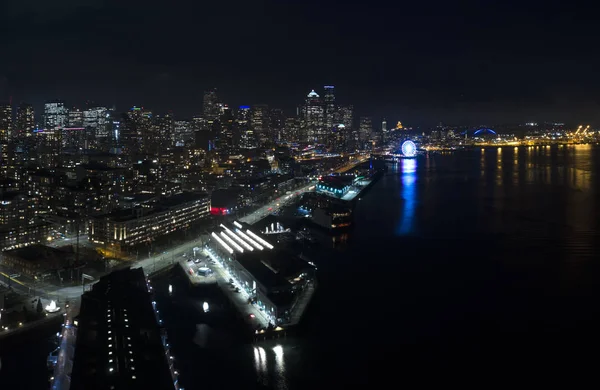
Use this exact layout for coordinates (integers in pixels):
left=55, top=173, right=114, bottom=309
left=220, top=232, right=244, bottom=253
left=401, top=140, right=417, bottom=158
left=246, top=230, right=274, bottom=249
left=220, top=224, right=254, bottom=251
left=211, top=232, right=233, bottom=254
left=234, top=229, right=264, bottom=250
left=45, top=300, right=60, bottom=313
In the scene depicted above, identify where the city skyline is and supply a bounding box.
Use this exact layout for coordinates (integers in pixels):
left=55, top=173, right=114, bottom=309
left=2, top=2, right=600, bottom=125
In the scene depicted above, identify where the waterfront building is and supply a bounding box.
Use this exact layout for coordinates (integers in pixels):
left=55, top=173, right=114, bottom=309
left=206, top=221, right=316, bottom=325
left=89, top=192, right=210, bottom=248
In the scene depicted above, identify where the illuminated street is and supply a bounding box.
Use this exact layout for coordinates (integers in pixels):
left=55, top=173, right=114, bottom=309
left=239, top=182, right=315, bottom=225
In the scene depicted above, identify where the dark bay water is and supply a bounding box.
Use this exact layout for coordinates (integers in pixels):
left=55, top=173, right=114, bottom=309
left=124, top=145, right=600, bottom=388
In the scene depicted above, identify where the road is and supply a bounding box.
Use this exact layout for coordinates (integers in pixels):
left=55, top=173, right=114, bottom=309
left=239, top=182, right=315, bottom=225
left=333, top=154, right=370, bottom=173
left=50, top=298, right=79, bottom=390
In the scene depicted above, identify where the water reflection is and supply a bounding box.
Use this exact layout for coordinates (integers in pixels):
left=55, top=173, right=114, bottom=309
left=273, top=345, right=288, bottom=390
left=396, top=158, right=417, bottom=235
left=253, top=346, right=268, bottom=385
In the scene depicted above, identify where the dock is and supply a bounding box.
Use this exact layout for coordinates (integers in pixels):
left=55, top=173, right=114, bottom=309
left=179, top=253, right=271, bottom=330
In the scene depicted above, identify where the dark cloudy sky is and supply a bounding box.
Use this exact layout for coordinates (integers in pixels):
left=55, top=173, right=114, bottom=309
left=1, top=0, right=599, bottom=126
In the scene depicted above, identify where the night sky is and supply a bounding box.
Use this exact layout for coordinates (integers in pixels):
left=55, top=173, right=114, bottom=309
left=1, top=1, right=599, bottom=125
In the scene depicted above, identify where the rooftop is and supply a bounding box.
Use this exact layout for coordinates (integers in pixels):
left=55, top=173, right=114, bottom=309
left=211, top=222, right=314, bottom=293
left=3, top=244, right=72, bottom=264
left=70, top=268, right=175, bottom=390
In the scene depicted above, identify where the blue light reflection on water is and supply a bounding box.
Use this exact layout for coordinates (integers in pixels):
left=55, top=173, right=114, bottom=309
left=396, top=158, right=417, bottom=235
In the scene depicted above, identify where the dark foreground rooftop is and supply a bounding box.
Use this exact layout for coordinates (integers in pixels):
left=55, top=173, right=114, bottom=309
left=70, top=268, right=175, bottom=390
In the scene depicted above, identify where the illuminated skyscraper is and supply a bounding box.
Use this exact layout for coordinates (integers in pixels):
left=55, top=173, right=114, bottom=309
left=236, top=106, right=255, bottom=148
left=359, top=116, right=372, bottom=147
left=251, top=105, right=269, bottom=144
left=43, top=101, right=68, bottom=131
left=301, top=90, right=324, bottom=143
left=203, top=89, right=219, bottom=120
left=173, top=120, right=192, bottom=146
left=324, top=85, right=335, bottom=131
left=283, top=117, right=300, bottom=142
left=68, top=107, right=83, bottom=127
left=0, top=103, right=11, bottom=142
left=14, top=103, right=35, bottom=140
left=269, top=108, right=285, bottom=142
left=337, top=105, right=354, bottom=149
left=83, top=107, right=110, bottom=146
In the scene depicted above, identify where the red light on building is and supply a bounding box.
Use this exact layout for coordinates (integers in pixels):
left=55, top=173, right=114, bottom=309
left=210, top=207, right=228, bottom=216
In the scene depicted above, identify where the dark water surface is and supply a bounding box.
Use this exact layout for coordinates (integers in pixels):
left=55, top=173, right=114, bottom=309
left=156, top=145, right=600, bottom=389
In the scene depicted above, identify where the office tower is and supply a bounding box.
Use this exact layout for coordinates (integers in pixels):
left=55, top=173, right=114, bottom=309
left=191, top=116, right=207, bottom=132
left=301, top=90, right=325, bottom=143
left=359, top=116, right=372, bottom=147
left=381, top=118, right=387, bottom=143
left=14, top=103, right=35, bottom=140
left=251, top=105, right=270, bottom=144
left=236, top=106, right=255, bottom=148
left=35, top=128, right=62, bottom=169
left=0, top=102, right=11, bottom=142
left=120, top=106, right=152, bottom=157
left=337, top=105, right=354, bottom=150
left=153, top=112, right=174, bottom=148
left=173, top=120, right=191, bottom=146
left=83, top=107, right=109, bottom=149
left=324, top=85, right=335, bottom=131
left=217, top=105, right=234, bottom=149
left=269, top=108, right=285, bottom=142
left=203, top=89, right=219, bottom=120
left=43, top=101, right=68, bottom=131
left=283, top=117, right=300, bottom=142
left=68, top=107, right=84, bottom=127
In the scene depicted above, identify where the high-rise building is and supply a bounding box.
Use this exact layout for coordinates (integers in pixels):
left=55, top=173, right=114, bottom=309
left=324, top=85, right=335, bottom=131
left=0, top=103, right=11, bottom=142
left=301, top=90, right=324, bottom=143
left=337, top=105, right=354, bottom=150
left=67, top=107, right=84, bottom=127
left=381, top=118, right=388, bottom=144
left=173, top=120, right=192, bottom=146
left=359, top=116, right=372, bottom=147
left=269, top=108, right=285, bottom=142
left=14, top=103, right=35, bottom=140
left=83, top=107, right=110, bottom=148
left=236, top=106, right=255, bottom=148
left=43, top=101, right=68, bottom=131
left=203, top=89, right=219, bottom=120
left=153, top=112, right=174, bottom=148
left=120, top=106, right=152, bottom=157
left=251, top=105, right=270, bottom=144
left=283, top=117, right=300, bottom=142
